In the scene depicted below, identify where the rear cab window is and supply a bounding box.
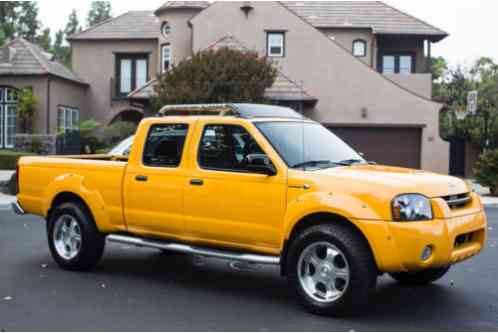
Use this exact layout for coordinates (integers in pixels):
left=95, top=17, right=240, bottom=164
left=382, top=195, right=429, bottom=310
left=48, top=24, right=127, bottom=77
left=142, top=123, right=189, bottom=168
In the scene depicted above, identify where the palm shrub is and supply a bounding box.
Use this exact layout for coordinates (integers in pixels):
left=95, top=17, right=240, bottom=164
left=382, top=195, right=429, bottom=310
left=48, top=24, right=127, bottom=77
left=18, top=88, right=39, bottom=133
left=474, top=149, right=498, bottom=196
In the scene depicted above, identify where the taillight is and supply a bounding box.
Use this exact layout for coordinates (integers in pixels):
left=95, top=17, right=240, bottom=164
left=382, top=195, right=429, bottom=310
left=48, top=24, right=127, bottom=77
left=16, top=163, right=19, bottom=195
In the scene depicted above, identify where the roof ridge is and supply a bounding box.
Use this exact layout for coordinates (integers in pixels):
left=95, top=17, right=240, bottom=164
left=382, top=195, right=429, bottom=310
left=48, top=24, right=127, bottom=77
left=17, top=38, right=50, bottom=73
left=376, top=1, right=448, bottom=36
left=68, top=12, right=127, bottom=40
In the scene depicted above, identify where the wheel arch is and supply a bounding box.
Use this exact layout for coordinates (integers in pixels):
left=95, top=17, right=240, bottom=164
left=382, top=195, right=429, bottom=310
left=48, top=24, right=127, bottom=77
left=280, top=212, right=378, bottom=276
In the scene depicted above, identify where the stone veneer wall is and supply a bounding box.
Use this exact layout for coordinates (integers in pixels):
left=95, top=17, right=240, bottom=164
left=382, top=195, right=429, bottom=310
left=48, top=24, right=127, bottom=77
left=14, top=134, right=57, bottom=155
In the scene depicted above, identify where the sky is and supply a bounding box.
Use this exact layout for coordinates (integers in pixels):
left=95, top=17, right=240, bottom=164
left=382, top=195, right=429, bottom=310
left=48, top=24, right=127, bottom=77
left=37, top=0, right=498, bottom=67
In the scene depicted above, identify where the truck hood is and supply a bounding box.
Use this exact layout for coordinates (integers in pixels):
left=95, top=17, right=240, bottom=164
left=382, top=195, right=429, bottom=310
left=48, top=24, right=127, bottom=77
left=310, top=164, right=470, bottom=199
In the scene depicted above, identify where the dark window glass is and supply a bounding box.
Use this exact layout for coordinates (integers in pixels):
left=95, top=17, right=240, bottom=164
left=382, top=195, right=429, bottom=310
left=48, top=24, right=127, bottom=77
left=198, top=124, right=266, bottom=172
left=115, top=54, right=149, bottom=96
left=256, top=122, right=364, bottom=169
left=143, top=124, right=188, bottom=167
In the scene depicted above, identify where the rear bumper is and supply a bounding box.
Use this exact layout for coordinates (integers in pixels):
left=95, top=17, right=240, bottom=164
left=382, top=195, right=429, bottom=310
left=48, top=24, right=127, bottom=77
left=12, top=200, right=25, bottom=215
left=357, top=210, right=487, bottom=273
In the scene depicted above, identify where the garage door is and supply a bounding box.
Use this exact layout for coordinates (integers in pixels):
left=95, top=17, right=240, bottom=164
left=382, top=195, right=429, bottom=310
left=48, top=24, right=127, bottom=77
left=328, top=126, right=422, bottom=169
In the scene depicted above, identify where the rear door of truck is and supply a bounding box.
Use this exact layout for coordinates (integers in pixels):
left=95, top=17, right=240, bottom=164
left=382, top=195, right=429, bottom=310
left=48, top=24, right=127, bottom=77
left=123, top=118, right=193, bottom=238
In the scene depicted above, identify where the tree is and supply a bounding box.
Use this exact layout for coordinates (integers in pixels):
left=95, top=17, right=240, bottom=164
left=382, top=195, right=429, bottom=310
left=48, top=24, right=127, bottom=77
left=0, top=2, right=20, bottom=42
left=65, top=9, right=81, bottom=37
left=154, top=48, right=278, bottom=107
left=437, top=57, right=498, bottom=150
left=36, top=28, right=52, bottom=52
left=87, top=2, right=112, bottom=27
left=17, top=88, right=39, bottom=133
left=17, top=1, right=40, bottom=42
left=431, top=56, right=448, bottom=100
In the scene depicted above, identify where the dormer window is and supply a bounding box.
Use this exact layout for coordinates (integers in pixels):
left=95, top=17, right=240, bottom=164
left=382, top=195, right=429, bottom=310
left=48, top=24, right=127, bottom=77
left=352, top=39, right=367, bottom=57
left=267, top=32, right=285, bottom=57
left=161, top=22, right=171, bottom=38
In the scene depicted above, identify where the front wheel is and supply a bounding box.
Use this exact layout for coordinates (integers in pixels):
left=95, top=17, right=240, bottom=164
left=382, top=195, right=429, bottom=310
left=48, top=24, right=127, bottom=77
left=389, top=266, right=450, bottom=286
left=287, top=224, right=377, bottom=317
left=47, top=202, right=106, bottom=271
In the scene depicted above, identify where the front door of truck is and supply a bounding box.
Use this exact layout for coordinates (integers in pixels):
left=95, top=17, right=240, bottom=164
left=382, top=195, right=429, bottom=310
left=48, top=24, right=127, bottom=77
left=124, top=123, right=190, bottom=238
left=183, top=121, right=287, bottom=252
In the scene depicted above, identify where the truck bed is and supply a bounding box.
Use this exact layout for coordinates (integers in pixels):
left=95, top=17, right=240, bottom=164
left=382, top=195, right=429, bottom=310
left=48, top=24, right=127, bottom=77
left=17, top=155, right=128, bottom=232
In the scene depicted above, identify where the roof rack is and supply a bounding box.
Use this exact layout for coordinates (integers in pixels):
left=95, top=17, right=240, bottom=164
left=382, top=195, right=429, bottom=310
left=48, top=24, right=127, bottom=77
left=157, top=103, right=306, bottom=120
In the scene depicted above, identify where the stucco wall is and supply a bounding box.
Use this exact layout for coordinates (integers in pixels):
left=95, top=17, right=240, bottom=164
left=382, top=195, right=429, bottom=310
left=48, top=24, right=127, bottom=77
left=318, top=28, right=375, bottom=67
left=191, top=2, right=449, bottom=173
left=49, top=77, right=88, bottom=133
left=71, top=39, right=158, bottom=125
left=156, top=8, right=202, bottom=68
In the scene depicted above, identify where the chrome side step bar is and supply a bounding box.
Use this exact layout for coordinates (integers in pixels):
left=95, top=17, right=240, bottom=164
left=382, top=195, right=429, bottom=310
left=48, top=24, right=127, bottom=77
left=107, top=234, right=280, bottom=265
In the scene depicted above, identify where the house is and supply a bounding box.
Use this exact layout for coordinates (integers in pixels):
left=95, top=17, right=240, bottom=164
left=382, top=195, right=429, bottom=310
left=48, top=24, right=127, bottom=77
left=5, top=1, right=451, bottom=174
left=0, top=38, right=87, bottom=152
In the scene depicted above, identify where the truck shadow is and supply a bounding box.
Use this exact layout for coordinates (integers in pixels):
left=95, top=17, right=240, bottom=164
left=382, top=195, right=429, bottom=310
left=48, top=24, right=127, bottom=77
left=93, top=248, right=466, bottom=320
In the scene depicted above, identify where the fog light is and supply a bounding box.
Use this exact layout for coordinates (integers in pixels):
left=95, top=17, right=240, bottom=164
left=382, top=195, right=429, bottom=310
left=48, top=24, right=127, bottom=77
left=421, top=245, right=433, bottom=261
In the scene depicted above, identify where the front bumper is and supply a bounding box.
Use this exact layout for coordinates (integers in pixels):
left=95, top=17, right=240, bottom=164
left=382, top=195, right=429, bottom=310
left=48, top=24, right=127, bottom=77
left=356, top=195, right=487, bottom=273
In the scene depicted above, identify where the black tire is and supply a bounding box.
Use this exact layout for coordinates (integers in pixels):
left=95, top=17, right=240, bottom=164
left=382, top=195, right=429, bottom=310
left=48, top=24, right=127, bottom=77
left=389, top=266, right=450, bottom=286
left=47, top=201, right=105, bottom=271
left=287, top=223, right=377, bottom=317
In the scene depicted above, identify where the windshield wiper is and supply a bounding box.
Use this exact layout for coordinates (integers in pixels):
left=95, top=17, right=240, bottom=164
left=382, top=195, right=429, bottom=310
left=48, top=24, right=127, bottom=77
left=334, top=159, right=367, bottom=166
left=291, top=160, right=337, bottom=169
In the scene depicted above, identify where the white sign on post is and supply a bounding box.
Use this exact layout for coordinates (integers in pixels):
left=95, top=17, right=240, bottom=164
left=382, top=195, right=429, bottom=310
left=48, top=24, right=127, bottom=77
left=467, top=90, right=478, bottom=115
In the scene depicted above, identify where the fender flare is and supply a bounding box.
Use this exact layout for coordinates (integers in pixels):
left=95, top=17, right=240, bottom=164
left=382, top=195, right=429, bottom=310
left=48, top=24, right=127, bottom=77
left=42, top=173, right=113, bottom=232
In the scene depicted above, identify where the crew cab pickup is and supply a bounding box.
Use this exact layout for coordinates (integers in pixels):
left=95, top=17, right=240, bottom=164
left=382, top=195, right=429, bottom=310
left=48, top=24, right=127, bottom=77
left=14, top=104, right=487, bottom=316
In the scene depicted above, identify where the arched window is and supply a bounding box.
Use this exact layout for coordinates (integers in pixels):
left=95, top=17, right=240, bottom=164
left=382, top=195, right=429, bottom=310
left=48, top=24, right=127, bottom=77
left=161, top=22, right=171, bottom=38
left=0, top=86, right=18, bottom=149
left=352, top=39, right=367, bottom=57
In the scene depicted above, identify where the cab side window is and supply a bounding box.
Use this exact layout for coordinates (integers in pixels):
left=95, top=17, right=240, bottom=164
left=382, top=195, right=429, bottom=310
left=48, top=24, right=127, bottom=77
left=198, top=124, right=266, bottom=172
left=143, top=124, right=188, bottom=167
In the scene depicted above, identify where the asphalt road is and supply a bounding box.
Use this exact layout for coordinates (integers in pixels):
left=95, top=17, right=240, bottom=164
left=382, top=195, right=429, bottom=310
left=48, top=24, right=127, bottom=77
left=0, top=208, right=497, bottom=332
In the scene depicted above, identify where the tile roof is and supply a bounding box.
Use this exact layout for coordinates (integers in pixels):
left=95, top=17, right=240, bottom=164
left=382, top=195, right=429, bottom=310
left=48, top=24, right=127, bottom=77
left=68, top=11, right=160, bottom=41
left=283, top=1, right=448, bottom=40
left=154, top=1, right=210, bottom=15
left=0, top=39, right=87, bottom=85
left=129, top=35, right=317, bottom=103
left=68, top=2, right=447, bottom=42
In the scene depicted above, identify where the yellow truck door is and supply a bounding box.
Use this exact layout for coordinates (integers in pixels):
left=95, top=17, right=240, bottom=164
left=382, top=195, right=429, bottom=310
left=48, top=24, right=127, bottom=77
left=123, top=121, right=191, bottom=238
left=183, top=119, right=287, bottom=254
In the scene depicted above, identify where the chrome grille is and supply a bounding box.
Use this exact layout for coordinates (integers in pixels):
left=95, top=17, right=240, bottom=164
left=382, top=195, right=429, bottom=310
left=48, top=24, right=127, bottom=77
left=442, top=193, right=471, bottom=209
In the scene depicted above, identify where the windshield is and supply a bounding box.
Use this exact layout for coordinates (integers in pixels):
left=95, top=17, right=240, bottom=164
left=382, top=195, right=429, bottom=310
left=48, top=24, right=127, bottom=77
left=109, top=136, right=134, bottom=156
left=255, top=122, right=365, bottom=170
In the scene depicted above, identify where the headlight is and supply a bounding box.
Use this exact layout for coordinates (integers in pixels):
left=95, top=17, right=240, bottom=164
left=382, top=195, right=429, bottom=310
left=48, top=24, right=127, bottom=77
left=392, top=194, right=433, bottom=222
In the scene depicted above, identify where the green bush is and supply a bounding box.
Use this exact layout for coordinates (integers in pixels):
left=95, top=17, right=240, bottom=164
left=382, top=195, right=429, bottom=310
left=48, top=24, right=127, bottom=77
left=102, top=121, right=137, bottom=146
left=0, top=150, right=34, bottom=170
left=474, top=149, right=498, bottom=196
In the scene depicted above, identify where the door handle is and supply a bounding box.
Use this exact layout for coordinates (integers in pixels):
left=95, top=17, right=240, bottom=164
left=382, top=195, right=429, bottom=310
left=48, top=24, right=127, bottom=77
left=135, top=175, right=148, bottom=182
left=190, top=179, right=204, bottom=186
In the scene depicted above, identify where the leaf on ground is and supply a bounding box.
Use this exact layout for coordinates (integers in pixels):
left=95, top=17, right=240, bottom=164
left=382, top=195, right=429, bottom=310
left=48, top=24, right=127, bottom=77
left=3, top=296, right=13, bottom=301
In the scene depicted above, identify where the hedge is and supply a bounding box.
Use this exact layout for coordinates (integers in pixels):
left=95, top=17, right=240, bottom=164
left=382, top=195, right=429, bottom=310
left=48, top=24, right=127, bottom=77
left=0, top=150, right=34, bottom=170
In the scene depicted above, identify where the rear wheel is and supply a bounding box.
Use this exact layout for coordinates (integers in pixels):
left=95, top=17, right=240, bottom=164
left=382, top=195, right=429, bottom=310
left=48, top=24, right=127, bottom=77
left=287, top=224, right=377, bottom=316
left=389, top=267, right=450, bottom=286
left=47, top=202, right=105, bottom=271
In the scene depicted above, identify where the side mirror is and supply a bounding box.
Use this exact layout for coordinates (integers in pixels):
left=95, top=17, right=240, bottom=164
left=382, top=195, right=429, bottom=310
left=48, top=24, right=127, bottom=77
left=245, top=154, right=277, bottom=176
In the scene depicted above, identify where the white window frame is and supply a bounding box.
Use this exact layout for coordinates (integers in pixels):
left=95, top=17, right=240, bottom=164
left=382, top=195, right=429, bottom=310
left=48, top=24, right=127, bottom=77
left=162, top=44, right=172, bottom=73
left=352, top=39, right=367, bottom=57
left=267, top=32, right=285, bottom=57
left=58, top=106, right=80, bottom=134
left=5, top=104, right=17, bottom=148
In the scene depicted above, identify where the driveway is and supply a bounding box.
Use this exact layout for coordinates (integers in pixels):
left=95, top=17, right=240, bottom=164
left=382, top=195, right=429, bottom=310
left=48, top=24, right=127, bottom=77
left=0, top=208, right=497, bottom=331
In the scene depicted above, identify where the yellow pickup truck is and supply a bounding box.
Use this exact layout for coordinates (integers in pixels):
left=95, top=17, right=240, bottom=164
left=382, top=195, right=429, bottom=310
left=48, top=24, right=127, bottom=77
left=13, top=104, right=487, bottom=316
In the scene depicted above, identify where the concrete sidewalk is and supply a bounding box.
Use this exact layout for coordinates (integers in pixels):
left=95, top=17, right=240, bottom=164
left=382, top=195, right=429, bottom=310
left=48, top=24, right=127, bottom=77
left=0, top=170, right=15, bottom=182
